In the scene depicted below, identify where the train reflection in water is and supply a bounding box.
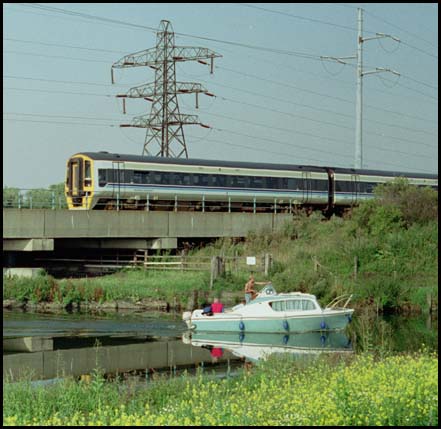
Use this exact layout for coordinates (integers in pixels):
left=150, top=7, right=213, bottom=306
left=182, top=331, right=353, bottom=363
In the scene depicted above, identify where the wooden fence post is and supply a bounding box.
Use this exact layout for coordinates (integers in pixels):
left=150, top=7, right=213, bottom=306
left=426, top=292, right=432, bottom=314
left=264, top=253, right=272, bottom=276
left=354, top=256, right=358, bottom=280
left=210, top=256, right=224, bottom=289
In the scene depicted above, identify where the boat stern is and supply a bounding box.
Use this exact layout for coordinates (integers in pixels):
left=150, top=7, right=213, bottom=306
left=182, top=311, right=194, bottom=329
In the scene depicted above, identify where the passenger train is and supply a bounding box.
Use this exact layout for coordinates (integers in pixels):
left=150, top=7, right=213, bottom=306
left=65, top=152, right=438, bottom=213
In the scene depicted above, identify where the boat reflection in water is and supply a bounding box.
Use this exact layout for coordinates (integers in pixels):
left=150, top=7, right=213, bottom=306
left=182, top=330, right=353, bottom=363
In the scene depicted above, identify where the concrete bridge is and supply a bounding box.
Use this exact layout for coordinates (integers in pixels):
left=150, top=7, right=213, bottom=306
left=3, top=209, right=291, bottom=274
left=3, top=209, right=291, bottom=250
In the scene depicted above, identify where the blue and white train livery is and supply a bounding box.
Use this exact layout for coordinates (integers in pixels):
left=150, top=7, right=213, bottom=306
left=65, top=152, right=438, bottom=212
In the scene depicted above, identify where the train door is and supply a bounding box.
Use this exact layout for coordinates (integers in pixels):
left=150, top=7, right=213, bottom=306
left=326, top=168, right=335, bottom=214
left=302, top=171, right=311, bottom=204
left=67, top=157, right=84, bottom=206
left=112, top=161, right=125, bottom=208
left=351, top=174, right=360, bottom=205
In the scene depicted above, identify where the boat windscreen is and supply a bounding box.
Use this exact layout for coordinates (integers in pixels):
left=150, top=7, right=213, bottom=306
left=260, top=284, right=277, bottom=295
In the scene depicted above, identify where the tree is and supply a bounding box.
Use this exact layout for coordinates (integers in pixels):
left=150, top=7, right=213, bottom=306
left=3, top=182, right=67, bottom=209
left=3, top=187, right=21, bottom=207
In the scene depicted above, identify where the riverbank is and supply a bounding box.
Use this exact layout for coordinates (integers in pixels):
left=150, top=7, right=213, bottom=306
left=3, top=351, right=438, bottom=426
left=2, top=269, right=246, bottom=313
left=3, top=181, right=438, bottom=314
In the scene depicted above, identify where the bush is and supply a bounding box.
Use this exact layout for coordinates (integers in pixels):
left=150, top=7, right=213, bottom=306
left=374, top=178, right=438, bottom=226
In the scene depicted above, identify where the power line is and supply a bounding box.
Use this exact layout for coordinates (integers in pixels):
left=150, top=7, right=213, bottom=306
left=3, top=118, right=115, bottom=127
left=196, top=78, right=437, bottom=138
left=187, top=133, right=343, bottom=166
left=5, top=106, right=436, bottom=158
left=11, top=32, right=435, bottom=108
left=399, top=74, right=438, bottom=91
left=217, top=65, right=438, bottom=124
left=237, top=2, right=438, bottom=60
left=4, top=37, right=127, bottom=54
left=13, top=46, right=433, bottom=103
left=188, top=133, right=435, bottom=174
left=203, top=111, right=352, bottom=146
left=4, top=50, right=111, bottom=64
left=7, top=5, right=437, bottom=103
left=13, top=3, right=324, bottom=62
left=4, top=112, right=122, bottom=121
left=363, top=9, right=437, bottom=49
left=3, top=113, right=435, bottom=173
left=5, top=3, right=437, bottom=170
left=14, top=3, right=158, bottom=33
left=6, top=81, right=436, bottom=150
left=217, top=94, right=354, bottom=133
left=196, top=110, right=435, bottom=159
left=217, top=94, right=437, bottom=150
left=3, top=74, right=128, bottom=87
left=236, top=3, right=364, bottom=34
left=217, top=65, right=354, bottom=105
left=5, top=71, right=438, bottom=130
left=4, top=87, right=112, bottom=98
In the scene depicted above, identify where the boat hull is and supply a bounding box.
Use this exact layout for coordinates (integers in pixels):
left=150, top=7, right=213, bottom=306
left=188, top=309, right=353, bottom=333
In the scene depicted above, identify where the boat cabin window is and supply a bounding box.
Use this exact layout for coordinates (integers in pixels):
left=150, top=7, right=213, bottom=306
left=270, top=299, right=316, bottom=312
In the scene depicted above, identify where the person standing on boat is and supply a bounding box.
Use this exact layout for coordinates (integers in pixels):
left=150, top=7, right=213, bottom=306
left=244, top=275, right=267, bottom=304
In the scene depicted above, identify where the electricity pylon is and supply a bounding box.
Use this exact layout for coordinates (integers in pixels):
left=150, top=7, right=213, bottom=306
left=111, top=20, right=221, bottom=158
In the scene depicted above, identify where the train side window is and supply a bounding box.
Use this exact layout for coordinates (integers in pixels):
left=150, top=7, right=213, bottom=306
left=265, top=177, right=275, bottom=189
left=182, top=174, right=191, bottom=186
left=133, top=171, right=143, bottom=184
left=98, top=169, right=106, bottom=187
left=215, top=175, right=225, bottom=187
left=162, top=172, right=170, bottom=185
left=311, top=179, right=328, bottom=191
left=335, top=181, right=351, bottom=192
left=192, top=175, right=200, bottom=185
left=236, top=176, right=247, bottom=188
left=250, top=177, right=263, bottom=188
left=200, top=175, right=209, bottom=186
left=122, top=170, right=133, bottom=184
left=173, top=173, right=183, bottom=186
left=152, top=172, right=161, bottom=184
left=288, top=178, right=302, bottom=190
left=84, top=161, right=92, bottom=187
left=145, top=172, right=153, bottom=184
left=366, top=183, right=376, bottom=193
left=106, top=169, right=115, bottom=183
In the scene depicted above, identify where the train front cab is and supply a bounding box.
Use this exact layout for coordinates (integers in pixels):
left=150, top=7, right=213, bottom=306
left=65, top=154, right=94, bottom=209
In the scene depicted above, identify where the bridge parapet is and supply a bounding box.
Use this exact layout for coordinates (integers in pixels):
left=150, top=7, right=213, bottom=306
left=3, top=209, right=292, bottom=240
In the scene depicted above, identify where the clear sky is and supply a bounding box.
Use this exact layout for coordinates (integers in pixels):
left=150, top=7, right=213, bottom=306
left=3, top=3, right=438, bottom=188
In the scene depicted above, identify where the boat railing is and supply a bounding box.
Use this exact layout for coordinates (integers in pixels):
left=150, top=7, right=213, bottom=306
left=325, top=294, right=353, bottom=310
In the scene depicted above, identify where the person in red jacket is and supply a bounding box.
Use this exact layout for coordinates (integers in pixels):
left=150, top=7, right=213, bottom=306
left=211, top=297, right=224, bottom=313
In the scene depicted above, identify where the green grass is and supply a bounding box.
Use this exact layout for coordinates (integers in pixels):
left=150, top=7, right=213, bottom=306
left=3, top=352, right=438, bottom=426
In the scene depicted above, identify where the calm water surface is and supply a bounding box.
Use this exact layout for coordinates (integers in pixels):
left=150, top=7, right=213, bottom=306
left=3, top=309, right=437, bottom=381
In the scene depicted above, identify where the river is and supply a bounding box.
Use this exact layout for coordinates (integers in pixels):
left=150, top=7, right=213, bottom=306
left=3, top=309, right=437, bottom=382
